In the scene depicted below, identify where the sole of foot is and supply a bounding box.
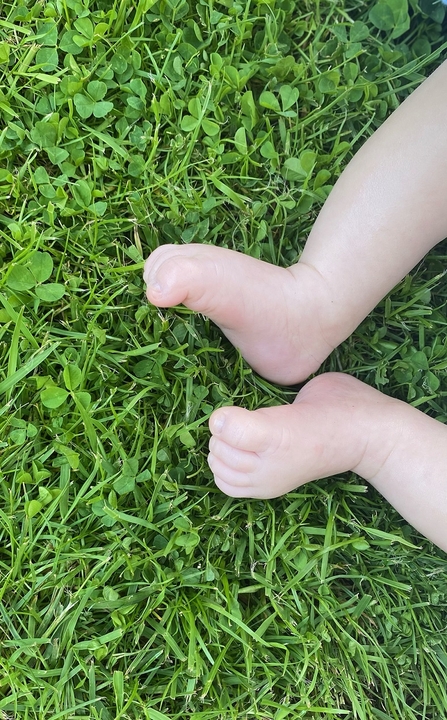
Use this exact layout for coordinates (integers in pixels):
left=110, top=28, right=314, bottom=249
left=143, top=243, right=336, bottom=385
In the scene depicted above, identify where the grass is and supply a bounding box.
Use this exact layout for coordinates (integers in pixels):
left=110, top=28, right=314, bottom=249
left=1, top=0, right=447, bottom=717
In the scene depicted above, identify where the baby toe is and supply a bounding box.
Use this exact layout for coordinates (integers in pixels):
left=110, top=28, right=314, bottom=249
left=209, top=406, right=274, bottom=453
left=143, top=245, right=177, bottom=284
left=145, top=255, right=190, bottom=306
left=207, top=453, right=253, bottom=490
left=213, top=475, right=254, bottom=499
left=209, top=436, right=259, bottom=473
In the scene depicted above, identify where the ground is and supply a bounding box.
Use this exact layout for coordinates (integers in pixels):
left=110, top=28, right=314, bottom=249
left=0, top=0, right=447, bottom=718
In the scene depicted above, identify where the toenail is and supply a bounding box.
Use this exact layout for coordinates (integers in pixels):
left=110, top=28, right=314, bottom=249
left=211, top=412, right=226, bottom=435
left=149, top=281, right=162, bottom=294
left=145, top=272, right=163, bottom=294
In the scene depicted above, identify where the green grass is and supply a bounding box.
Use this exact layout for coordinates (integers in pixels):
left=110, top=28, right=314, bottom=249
left=1, top=0, right=447, bottom=717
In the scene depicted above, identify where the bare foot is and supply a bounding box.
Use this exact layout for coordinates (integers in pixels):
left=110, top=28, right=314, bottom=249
left=208, top=372, right=447, bottom=551
left=143, top=244, right=336, bottom=385
left=208, top=373, right=384, bottom=499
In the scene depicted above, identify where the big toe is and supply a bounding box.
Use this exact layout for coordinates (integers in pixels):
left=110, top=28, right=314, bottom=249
left=209, top=406, right=277, bottom=453
left=144, top=252, right=207, bottom=308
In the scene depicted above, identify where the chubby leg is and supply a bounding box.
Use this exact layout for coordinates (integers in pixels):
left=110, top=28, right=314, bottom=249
left=300, top=59, right=447, bottom=340
left=208, top=373, right=447, bottom=552
left=144, top=62, right=447, bottom=385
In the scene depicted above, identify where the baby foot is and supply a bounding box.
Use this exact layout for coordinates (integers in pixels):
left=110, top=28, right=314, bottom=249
left=207, top=372, right=399, bottom=499
left=143, top=244, right=336, bottom=385
left=209, top=371, right=447, bottom=551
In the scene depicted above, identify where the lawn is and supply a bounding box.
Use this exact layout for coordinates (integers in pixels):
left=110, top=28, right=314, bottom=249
left=1, top=0, right=447, bottom=718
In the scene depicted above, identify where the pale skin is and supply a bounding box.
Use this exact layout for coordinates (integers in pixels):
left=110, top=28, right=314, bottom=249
left=144, top=60, right=447, bottom=552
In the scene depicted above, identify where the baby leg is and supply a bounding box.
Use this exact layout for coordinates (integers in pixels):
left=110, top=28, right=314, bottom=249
left=145, top=62, right=447, bottom=385
left=208, top=373, right=447, bottom=552
left=144, top=244, right=334, bottom=384
left=300, top=59, right=447, bottom=340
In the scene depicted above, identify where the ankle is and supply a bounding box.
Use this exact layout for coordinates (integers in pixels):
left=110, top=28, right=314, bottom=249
left=287, top=261, right=341, bottom=356
left=289, top=259, right=365, bottom=353
left=296, top=373, right=378, bottom=474
left=351, top=396, right=404, bottom=482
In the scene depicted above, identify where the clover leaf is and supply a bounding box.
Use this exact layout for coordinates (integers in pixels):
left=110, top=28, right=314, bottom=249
left=35, top=284, right=66, bottom=302
left=31, top=251, right=53, bottom=283
left=7, top=266, right=36, bottom=292
left=6, top=251, right=65, bottom=303
left=74, top=81, right=114, bottom=119
left=40, top=387, right=69, bottom=409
